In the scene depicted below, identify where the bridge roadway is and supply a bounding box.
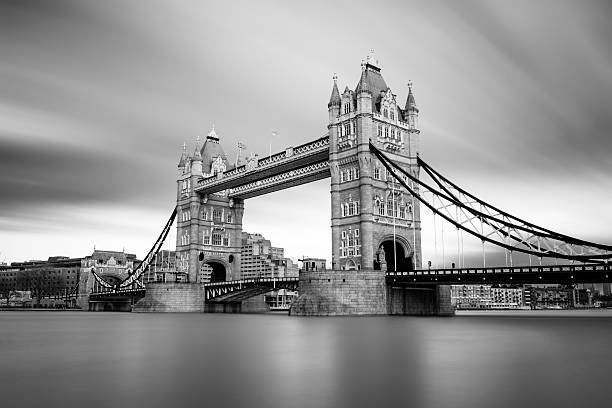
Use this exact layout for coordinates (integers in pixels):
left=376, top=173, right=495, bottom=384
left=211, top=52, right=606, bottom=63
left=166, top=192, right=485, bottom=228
left=388, top=263, right=612, bottom=285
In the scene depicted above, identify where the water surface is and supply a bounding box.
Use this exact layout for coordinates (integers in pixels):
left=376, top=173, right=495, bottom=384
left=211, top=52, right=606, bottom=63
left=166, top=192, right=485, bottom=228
left=1, top=310, right=611, bottom=408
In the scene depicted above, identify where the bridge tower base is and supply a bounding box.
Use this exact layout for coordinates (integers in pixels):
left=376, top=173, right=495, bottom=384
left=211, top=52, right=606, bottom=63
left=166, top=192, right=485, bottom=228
left=133, top=283, right=206, bottom=312
left=290, top=270, right=454, bottom=316
left=290, top=270, right=388, bottom=316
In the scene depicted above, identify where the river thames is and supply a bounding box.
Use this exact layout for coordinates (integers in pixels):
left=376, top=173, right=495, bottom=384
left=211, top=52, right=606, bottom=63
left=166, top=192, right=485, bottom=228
left=1, top=310, right=611, bottom=408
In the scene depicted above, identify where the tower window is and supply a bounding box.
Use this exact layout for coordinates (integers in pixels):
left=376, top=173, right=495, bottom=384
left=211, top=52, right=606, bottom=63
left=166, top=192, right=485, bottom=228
left=390, top=110, right=395, bottom=120
left=213, top=209, right=222, bottom=222
left=384, top=127, right=389, bottom=138
left=377, top=124, right=382, bottom=137
left=374, top=167, right=380, bottom=180
left=344, top=123, right=350, bottom=136
left=212, top=234, right=222, bottom=246
left=391, top=128, right=395, bottom=139
left=383, top=108, right=388, bottom=118
left=344, top=103, right=350, bottom=114
left=226, top=213, right=232, bottom=223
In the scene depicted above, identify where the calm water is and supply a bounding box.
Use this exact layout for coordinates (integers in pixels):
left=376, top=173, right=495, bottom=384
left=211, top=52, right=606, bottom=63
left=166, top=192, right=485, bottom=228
left=1, top=310, right=611, bottom=408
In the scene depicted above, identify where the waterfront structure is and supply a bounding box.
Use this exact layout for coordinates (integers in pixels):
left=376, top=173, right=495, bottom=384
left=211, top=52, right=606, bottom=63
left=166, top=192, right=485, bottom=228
left=451, top=285, right=527, bottom=309
left=0, top=250, right=138, bottom=308
left=301, top=257, right=327, bottom=271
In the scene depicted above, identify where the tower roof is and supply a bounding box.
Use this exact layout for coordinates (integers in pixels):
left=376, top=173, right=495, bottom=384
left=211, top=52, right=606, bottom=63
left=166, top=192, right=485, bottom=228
left=354, top=63, right=389, bottom=110
left=200, top=126, right=230, bottom=173
left=328, top=75, right=341, bottom=107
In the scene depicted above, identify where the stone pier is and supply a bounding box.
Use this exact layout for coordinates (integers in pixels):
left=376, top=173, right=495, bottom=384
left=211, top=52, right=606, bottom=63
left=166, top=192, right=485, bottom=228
left=133, top=283, right=206, bottom=312
left=290, top=269, right=454, bottom=316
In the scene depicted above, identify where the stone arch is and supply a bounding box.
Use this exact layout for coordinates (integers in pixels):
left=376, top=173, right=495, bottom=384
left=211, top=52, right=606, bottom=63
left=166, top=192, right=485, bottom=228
left=344, top=259, right=358, bottom=270
left=375, top=235, right=414, bottom=272
left=200, top=257, right=230, bottom=283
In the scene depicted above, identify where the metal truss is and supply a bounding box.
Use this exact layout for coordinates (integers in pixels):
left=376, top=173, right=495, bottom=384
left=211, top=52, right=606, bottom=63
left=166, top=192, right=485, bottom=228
left=198, top=135, right=329, bottom=190
left=228, top=161, right=329, bottom=198
left=204, top=277, right=299, bottom=301
left=369, top=142, right=612, bottom=264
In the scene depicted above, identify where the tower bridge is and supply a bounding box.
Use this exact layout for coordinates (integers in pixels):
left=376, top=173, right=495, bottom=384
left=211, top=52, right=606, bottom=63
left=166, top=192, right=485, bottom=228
left=88, top=57, right=612, bottom=315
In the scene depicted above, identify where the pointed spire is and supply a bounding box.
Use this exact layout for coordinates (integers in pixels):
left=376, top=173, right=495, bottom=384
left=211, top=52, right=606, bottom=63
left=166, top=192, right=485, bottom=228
left=356, top=63, right=370, bottom=94
left=178, top=141, right=187, bottom=167
left=405, top=82, right=418, bottom=112
left=328, top=73, right=341, bottom=108
left=192, top=135, right=202, bottom=161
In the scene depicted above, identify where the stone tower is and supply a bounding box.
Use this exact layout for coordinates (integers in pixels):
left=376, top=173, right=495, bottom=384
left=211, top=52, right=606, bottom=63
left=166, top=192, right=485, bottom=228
left=176, top=127, right=244, bottom=283
left=328, top=57, right=421, bottom=272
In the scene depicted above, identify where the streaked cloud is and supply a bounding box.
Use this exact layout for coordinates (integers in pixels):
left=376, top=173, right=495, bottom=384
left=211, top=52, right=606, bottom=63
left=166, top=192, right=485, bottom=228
left=1, top=0, right=611, bottom=265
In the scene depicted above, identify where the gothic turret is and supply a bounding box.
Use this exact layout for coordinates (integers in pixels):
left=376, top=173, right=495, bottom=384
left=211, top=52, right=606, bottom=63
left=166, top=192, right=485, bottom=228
left=177, top=142, right=187, bottom=171
left=405, top=84, right=419, bottom=131
left=328, top=74, right=341, bottom=108
left=191, top=136, right=203, bottom=176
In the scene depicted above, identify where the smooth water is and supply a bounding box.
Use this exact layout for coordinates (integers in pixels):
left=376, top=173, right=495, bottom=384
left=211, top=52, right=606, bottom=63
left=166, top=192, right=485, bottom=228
left=1, top=310, right=611, bottom=408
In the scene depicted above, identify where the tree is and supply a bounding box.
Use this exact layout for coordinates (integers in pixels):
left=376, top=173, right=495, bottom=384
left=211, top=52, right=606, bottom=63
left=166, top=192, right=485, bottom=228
left=17, top=268, right=67, bottom=307
left=0, top=274, right=17, bottom=306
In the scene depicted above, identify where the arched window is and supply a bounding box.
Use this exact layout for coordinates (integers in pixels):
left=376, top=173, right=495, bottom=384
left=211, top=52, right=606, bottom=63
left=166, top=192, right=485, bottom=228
left=390, top=110, right=395, bottom=120
left=383, top=108, right=388, bottom=118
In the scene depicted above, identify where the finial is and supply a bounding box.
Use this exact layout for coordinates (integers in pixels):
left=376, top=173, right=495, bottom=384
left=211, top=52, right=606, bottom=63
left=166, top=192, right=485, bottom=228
left=332, top=73, right=338, bottom=83
left=207, top=124, right=218, bottom=140
left=366, top=49, right=378, bottom=66
left=407, top=81, right=413, bottom=91
left=182, top=141, right=186, bottom=153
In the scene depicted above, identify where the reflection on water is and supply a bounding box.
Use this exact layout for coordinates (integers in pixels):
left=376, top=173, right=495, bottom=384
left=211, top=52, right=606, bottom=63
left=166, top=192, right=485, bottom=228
left=1, top=310, right=611, bottom=408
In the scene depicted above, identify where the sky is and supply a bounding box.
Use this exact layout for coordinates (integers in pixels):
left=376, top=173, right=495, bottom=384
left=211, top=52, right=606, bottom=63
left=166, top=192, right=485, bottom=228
left=1, top=0, right=612, bottom=266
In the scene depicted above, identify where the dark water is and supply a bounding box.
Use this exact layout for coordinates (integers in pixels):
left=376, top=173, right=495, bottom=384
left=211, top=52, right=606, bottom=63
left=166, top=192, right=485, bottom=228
left=1, top=310, right=611, bottom=408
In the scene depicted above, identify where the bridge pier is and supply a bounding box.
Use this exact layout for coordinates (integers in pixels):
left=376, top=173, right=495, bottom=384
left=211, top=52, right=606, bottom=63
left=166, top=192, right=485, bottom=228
left=290, top=270, right=388, bottom=316
left=290, top=270, right=454, bottom=316
left=133, top=282, right=206, bottom=312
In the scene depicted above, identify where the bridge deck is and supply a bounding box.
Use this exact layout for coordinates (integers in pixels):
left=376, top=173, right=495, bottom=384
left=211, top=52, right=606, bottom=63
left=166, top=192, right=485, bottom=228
left=387, top=264, right=612, bottom=285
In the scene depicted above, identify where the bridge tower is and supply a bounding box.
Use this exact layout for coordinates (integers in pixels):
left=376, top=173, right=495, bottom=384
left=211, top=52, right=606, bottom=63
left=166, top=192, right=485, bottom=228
left=176, top=127, right=245, bottom=283
left=328, top=57, right=422, bottom=272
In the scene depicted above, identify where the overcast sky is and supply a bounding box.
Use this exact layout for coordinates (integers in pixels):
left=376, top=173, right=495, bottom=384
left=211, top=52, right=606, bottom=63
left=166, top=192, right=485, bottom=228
left=1, top=0, right=612, bottom=266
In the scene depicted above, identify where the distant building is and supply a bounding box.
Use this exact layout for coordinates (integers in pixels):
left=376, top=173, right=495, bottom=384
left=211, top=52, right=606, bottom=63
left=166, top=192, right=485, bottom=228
left=234, top=232, right=298, bottom=281
left=143, top=250, right=178, bottom=283
left=0, top=250, right=138, bottom=308
left=527, top=286, right=573, bottom=309
left=301, top=257, right=326, bottom=272
left=451, top=285, right=528, bottom=309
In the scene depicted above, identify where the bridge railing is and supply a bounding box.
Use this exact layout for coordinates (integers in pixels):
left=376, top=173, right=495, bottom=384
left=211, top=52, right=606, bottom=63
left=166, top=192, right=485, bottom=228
left=387, top=263, right=611, bottom=277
